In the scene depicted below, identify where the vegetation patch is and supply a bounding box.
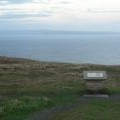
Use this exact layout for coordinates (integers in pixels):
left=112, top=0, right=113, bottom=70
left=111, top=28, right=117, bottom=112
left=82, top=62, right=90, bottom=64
left=0, top=57, right=120, bottom=120
left=50, top=101, right=120, bottom=120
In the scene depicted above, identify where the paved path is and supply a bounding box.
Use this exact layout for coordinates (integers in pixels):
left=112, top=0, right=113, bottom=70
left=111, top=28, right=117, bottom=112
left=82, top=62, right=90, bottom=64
left=27, top=95, right=120, bottom=120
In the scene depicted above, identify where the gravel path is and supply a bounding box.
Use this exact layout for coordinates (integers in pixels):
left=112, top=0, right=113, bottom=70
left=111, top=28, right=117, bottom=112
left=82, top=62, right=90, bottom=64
left=27, top=95, right=120, bottom=120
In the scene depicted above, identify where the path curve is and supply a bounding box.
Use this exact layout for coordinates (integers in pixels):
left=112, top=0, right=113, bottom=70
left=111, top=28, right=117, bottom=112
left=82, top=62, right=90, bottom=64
left=27, top=95, right=120, bottom=120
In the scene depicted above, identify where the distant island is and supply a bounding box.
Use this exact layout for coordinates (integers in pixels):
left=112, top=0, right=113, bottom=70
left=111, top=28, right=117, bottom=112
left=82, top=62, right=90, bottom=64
left=0, top=30, right=120, bottom=35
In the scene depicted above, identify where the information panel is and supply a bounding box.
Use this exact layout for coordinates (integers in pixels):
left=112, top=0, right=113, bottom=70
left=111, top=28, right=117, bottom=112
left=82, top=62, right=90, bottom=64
left=87, top=72, right=104, bottom=78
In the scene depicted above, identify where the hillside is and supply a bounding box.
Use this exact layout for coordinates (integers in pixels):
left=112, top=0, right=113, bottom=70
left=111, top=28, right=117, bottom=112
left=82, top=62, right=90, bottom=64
left=0, top=56, right=120, bottom=120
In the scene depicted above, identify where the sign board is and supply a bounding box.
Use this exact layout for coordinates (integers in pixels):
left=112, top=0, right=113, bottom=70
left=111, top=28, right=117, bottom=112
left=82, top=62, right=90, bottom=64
left=83, top=71, right=107, bottom=80
left=87, top=72, right=104, bottom=78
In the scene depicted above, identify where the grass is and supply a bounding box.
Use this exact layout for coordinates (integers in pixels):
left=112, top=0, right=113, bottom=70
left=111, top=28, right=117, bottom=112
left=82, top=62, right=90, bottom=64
left=0, top=56, right=120, bottom=120
left=50, top=101, right=120, bottom=120
left=0, top=96, right=53, bottom=120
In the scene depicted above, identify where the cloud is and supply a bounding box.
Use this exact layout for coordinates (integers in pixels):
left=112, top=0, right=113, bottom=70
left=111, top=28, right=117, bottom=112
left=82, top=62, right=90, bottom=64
left=0, top=1, right=9, bottom=4
left=88, top=9, right=120, bottom=13
left=31, top=0, right=52, bottom=3
left=7, top=0, right=30, bottom=4
left=0, top=12, right=52, bottom=20
left=0, top=1, right=54, bottom=20
left=0, top=0, right=120, bottom=31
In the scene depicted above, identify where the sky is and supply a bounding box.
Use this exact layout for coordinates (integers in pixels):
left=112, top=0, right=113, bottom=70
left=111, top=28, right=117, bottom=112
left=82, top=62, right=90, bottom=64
left=0, top=0, right=120, bottom=31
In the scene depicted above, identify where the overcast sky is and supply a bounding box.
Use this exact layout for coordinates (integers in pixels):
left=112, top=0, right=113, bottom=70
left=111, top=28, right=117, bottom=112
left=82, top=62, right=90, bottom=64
left=0, top=0, right=120, bottom=31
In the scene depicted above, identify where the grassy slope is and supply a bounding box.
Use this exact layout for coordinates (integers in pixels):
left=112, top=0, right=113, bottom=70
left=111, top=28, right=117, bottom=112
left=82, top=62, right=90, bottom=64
left=51, top=100, right=120, bottom=120
left=0, top=56, right=120, bottom=120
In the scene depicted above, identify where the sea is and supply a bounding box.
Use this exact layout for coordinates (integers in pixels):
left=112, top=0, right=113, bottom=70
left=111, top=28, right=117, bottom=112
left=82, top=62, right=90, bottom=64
left=0, top=32, right=120, bottom=65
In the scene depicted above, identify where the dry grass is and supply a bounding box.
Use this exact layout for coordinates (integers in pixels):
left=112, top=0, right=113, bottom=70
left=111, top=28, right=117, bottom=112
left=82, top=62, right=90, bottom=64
left=0, top=56, right=120, bottom=119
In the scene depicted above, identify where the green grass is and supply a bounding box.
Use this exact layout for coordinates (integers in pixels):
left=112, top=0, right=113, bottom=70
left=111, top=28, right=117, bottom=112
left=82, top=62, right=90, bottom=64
left=0, top=96, right=53, bottom=120
left=0, top=93, right=79, bottom=120
left=0, top=57, right=120, bottom=120
left=50, top=101, right=120, bottom=120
